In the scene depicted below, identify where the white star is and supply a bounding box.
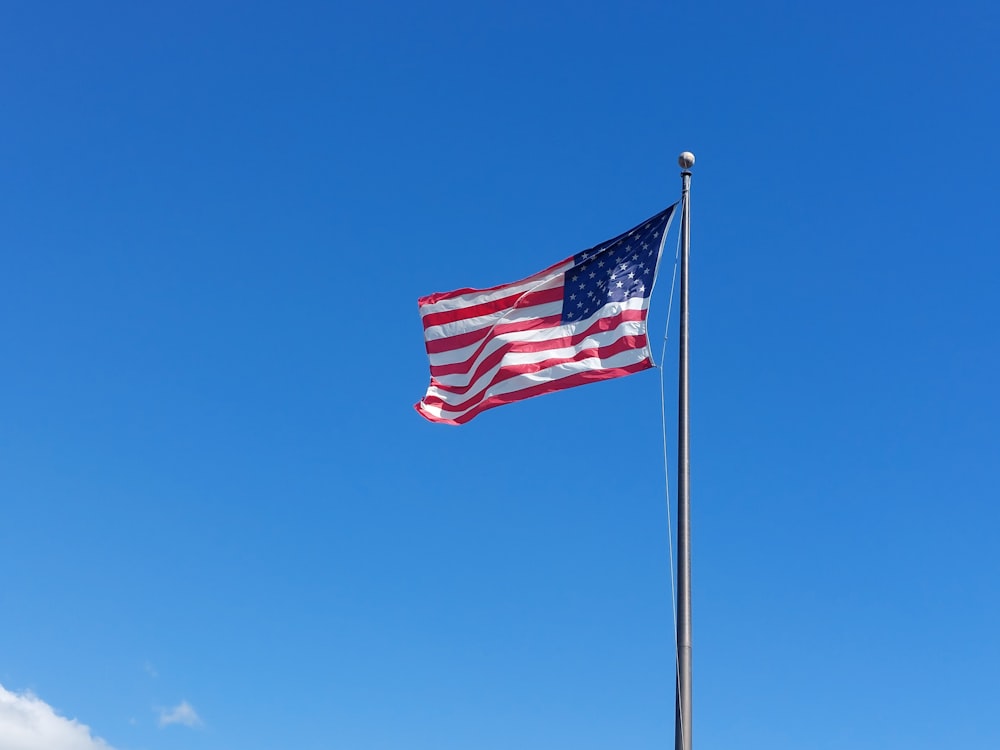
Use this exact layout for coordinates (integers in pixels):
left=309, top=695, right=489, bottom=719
left=589, top=271, right=596, bottom=279
left=570, top=293, right=577, bottom=300
left=598, top=260, right=605, bottom=267
left=616, top=281, right=623, bottom=288
left=628, top=272, right=635, bottom=279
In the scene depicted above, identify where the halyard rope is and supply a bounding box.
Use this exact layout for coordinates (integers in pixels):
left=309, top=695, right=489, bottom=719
left=657, top=223, right=683, bottom=727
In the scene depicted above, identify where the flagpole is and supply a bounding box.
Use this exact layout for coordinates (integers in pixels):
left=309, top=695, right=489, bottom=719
left=674, top=151, right=695, bottom=750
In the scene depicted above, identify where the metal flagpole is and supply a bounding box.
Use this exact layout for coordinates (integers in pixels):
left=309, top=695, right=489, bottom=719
left=674, top=151, right=695, bottom=750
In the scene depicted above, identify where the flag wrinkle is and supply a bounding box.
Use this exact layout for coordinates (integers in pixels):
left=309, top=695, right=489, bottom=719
left=429, top=316, right=647, bottom=391
left=422, top=334, right=650, bottom=409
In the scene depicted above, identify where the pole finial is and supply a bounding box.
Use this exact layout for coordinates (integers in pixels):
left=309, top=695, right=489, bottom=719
left=678, top=151, right=695, bottom=170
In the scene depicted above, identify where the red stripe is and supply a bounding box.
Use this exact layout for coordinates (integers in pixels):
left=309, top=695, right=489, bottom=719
left=422, top=334, right=649, bottom=409
left=414, top=360, right=653, bottom=425
left=420, top=286, right=563, bottom=328
left=416, top=254, right=573, bottom=308
left=428, top=307, right=647, bottom=377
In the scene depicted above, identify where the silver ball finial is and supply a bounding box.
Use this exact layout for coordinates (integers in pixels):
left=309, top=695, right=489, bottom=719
left=678, top=151, right=695, bottom=169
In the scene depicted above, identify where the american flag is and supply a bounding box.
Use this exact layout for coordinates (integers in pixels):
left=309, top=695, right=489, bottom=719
left=415, top=204, right=677, bottom=424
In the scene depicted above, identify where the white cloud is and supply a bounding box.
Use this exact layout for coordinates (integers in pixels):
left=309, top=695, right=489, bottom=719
left=0, top=683, right=115, bottom=750
left=157, top=700, right=202, bottom=729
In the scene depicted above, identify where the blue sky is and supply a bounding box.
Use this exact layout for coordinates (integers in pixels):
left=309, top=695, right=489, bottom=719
left=2, top=1, right=999, bottom=749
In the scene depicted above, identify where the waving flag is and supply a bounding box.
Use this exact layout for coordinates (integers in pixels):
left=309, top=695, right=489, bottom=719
left=415, top=204, right=676, bottom=424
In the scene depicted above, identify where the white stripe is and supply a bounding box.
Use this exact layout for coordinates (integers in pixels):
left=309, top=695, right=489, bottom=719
left=428, top=321, right=565, bottom=369
left=419, top=348, right=652, bottom=420
left=418, top=259, right=574, bottom=317
left=426, top=296, right=650, bottom=368
left=422, top=299, right=564, bottom=343
left=428, top=319, right=647, bottom=394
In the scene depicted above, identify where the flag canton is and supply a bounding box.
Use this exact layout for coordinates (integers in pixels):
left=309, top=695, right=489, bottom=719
left=560, top=207, right=672, bottom=323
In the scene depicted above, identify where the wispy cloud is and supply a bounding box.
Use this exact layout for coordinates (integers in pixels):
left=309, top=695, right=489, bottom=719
left=157, top=700, right=202, bottom=729
left=0, top=682, right=115, bottom=750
